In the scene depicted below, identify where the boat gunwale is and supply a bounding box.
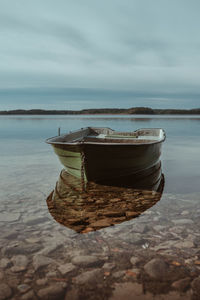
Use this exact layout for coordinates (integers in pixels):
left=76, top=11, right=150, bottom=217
left=45, top=127, right=166, bottom=146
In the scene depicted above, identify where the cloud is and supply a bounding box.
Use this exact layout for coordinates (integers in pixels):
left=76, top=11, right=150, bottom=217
left=0, top=0, right=200, bottom=108
left=0, top=87, right=200, bottom=110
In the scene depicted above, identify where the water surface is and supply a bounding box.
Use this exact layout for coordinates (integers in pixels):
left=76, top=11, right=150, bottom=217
left=1, top=114, right=200, bottom=193
left=0, top=115, right=200, bottom=299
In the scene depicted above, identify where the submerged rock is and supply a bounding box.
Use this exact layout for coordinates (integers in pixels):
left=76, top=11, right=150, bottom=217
left=102, top=262, right=116, bottom=271
left=172, top=277, right=191, bottom=292
left=131, top=223, right=148, bottom=233
left=112, top=271, right=126, bottom=279
left=33, top=255, right=55, bottom=271
left=110, top=282, right=144, bottom=300
left=17, top=283, right=31, bottom=294
left=36, top=278, right=48, bottom=286
left=172, top=219, right=194, bottom=225
left=71, top=255, right=104, bottom=268
left=144, top=258, right=169, bottom=280
left=23, top=216, right=50, bottom=226
left=74, top=268, right=102, bottom=285
left=3, top=243, right=41, bottom=256
left=0, top=258, right=11, bottom=269
left=57, top=263, right=76, bottom=276
left=38, top=242, right=62, bottom=256
left=174, top=241, right=194, bottom=249
left=37, top=283, right=66, bottom=300
left=64, top=288, right=79, bottom=300
left=0, top=283, right=12, bottom=300
left=11, top=255, right=29, bottom=272
left=0, top=212, right=20, bottom=222
left=191, top=276, right=200, bottom=295
left=21, top=290, right=37, bottom=300
left=130, top=256, right=140, bottom=266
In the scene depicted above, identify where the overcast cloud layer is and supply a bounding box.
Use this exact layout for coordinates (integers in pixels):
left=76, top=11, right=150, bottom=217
left=1, top=0, right=200, bottom=109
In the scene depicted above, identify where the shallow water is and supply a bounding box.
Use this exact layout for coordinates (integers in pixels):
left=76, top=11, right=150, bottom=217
left=0, top=115, right=200, bottom=299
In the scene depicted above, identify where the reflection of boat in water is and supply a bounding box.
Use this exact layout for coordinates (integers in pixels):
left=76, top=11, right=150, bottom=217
left=46, top=127, right=165, bottom=182
left=46, top=164, right=165, bottom=233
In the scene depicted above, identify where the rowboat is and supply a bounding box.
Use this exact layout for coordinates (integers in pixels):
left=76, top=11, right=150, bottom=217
left=46, top=127, right=166, bottom=183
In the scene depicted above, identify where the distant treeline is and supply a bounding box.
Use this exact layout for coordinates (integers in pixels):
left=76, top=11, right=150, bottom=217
left=0, top=107, right=200, bottom=115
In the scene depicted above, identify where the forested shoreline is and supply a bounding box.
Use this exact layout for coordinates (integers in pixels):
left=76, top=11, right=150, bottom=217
left=1, top=107, right=200, bottom=115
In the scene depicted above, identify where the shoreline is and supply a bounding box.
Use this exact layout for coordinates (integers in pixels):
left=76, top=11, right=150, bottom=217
left=0, top=107, right=200, bottom=115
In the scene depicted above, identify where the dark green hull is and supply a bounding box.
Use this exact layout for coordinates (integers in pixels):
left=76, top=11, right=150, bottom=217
left=52, top=141, right=162, bottom=182
left=47, top=127, right=165, bottom=182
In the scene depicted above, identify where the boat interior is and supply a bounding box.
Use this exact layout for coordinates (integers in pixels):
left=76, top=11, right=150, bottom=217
left=46, top=127, right=166, bottom=145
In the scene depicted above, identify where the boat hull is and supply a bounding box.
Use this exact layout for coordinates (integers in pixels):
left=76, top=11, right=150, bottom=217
left=52, top=141, right=163, bottom=182
left=53, top=144, right=83, bottom=179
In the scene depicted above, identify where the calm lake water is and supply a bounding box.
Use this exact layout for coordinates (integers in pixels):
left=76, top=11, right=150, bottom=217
left=0, top=115, right=200, bottom=299
left=1, top=114, right=200, bottom=193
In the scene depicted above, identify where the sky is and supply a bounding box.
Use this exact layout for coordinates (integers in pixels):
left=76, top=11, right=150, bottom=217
left=1, top=0, right=200, bottom=110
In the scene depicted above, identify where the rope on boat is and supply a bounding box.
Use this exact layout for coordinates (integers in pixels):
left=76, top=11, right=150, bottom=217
left=81, top=150, right=86, bottom=192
